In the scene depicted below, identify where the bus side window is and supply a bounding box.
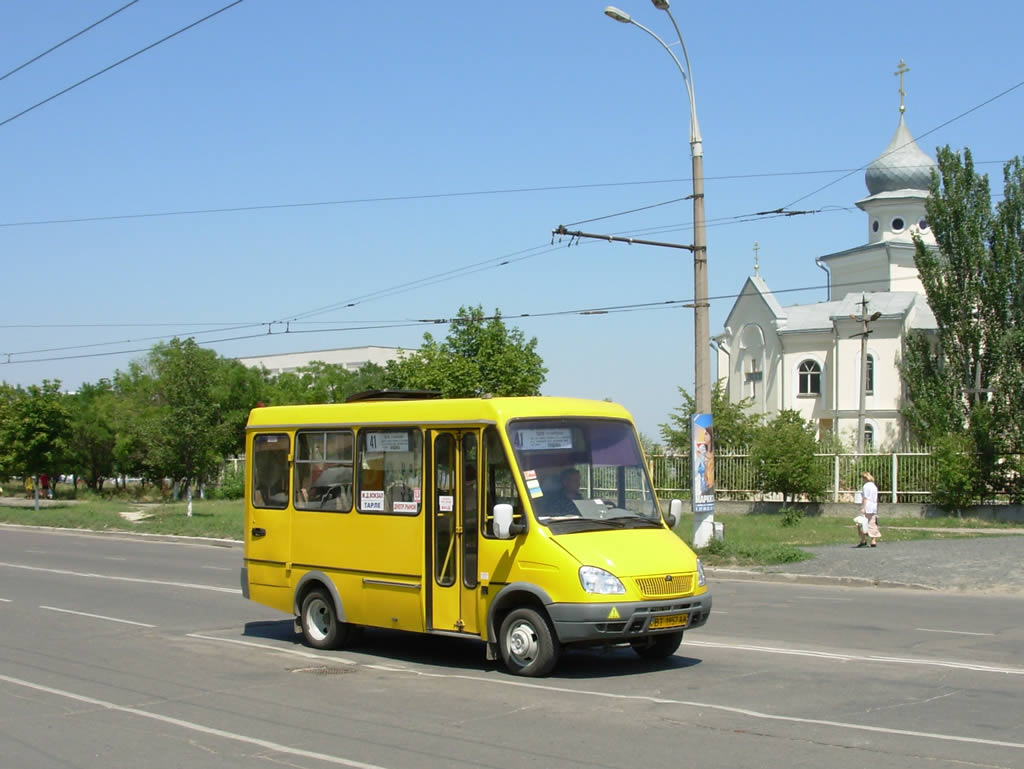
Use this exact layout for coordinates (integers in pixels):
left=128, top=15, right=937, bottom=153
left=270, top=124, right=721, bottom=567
left=252, top=433, right=290, bottom=509
left=482, top=426, right=524, bottom=538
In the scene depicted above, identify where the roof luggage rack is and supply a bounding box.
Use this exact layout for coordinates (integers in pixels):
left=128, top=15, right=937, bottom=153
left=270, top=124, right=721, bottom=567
left=344, top=389, right=442, bottom=403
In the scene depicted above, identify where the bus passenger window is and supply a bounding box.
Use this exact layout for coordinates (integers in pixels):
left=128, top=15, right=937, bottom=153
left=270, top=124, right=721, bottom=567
left=294, top=429, right=353, bottom=512
left=357, top=428, right=423, bottom=514
left=252, top=433, right=289, bottom=509
left=482, top=426, right=524, bottom=538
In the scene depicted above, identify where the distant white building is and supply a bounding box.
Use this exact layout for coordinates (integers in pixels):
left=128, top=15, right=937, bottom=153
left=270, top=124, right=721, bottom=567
left=714, top=103, right=939, bottom=450
left=236, top=346, right=405, bottom=376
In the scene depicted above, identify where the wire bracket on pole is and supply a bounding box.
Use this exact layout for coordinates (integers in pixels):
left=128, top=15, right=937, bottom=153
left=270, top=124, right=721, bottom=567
left=551, top=225, right=695, bottom=251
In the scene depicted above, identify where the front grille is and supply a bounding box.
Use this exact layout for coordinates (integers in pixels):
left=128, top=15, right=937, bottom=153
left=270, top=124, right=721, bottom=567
left=635, top=573, right=694, bottom=597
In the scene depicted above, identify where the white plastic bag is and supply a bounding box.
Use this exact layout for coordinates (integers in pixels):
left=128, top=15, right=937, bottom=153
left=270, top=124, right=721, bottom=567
left=853, top=514, right=869, bottom=533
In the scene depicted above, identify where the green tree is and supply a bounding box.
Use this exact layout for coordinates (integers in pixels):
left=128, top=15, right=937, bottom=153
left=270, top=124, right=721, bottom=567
left=0, top=380, right=71, bottom=509
left=147, top=338, right=225, bottom=515
left=66, top=379, right=118, bottom=490
left=750, top=410, right=830, bottom=505
left=384, top=306, right=546, bottom=397
left=263, top=360, right=387, bottom=406
left=659, top=380, right=761, bottom=451
left=902, top=147, right=1024, bottom=498
left=211, top=358, right=270, bottom=457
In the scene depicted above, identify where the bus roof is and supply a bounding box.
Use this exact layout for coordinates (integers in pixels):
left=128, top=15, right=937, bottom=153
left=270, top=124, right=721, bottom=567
left=245, top=396, right=634, bottom=430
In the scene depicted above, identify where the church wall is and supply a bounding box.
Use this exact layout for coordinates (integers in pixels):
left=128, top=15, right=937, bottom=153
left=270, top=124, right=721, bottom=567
left=779, top=331, right=834, bottom=425
left=828, top=247, right=890, bottom=296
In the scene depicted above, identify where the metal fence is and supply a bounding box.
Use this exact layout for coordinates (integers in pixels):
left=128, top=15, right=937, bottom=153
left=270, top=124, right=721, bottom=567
left=648, top=450, right=943, bottom=504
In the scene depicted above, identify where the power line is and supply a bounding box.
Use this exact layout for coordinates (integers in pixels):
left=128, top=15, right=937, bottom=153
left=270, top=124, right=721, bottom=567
left=4, top=162, right=1012, bottom=230
left=0, top=0, right=247, bottom=130
left=0, top=271, right=926, bottom=367
left=0, top=0, right=142, bottom=82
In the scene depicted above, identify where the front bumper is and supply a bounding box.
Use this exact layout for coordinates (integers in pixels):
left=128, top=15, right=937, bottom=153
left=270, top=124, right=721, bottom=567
left=547, top=592, right=712, bottom=644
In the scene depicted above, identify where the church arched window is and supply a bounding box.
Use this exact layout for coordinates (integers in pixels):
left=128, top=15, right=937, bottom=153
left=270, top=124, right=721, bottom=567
left=798, top=360, right=821, bottom=396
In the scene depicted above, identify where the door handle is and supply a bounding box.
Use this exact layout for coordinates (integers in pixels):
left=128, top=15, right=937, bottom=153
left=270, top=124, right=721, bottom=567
left=251, top=527, right=266, bottom=537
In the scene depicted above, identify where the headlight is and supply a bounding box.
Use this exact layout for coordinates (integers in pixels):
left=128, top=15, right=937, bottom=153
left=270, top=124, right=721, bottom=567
left=696, top=558, right=707, bottom=587
left=579, top=566, right=626, bottom=595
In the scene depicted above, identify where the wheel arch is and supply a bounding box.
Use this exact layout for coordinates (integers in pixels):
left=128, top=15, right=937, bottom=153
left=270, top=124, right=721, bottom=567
left=293, top=570, right=347, bottom=622
left=486, top=582, right=554, bottom=643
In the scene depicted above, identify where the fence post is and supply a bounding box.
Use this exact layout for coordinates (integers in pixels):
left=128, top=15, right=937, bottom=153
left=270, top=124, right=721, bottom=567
left=833, top=454, right=840, bottom=502
left=891, top=452, right=898, bottom=503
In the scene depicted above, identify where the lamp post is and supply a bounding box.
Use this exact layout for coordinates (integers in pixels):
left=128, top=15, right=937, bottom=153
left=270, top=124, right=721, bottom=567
left=605, top=2, right=713, bottom=544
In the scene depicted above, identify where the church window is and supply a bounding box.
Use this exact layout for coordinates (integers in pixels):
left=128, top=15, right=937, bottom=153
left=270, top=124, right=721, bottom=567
left=872, top=219, right=879, bottom=233
left=745, top=359, right=762, bottom=399
left=891, top=216, right=905, bottom=232
left=798, top=360, right=821, bottom=396
left=918, top=219, right=929, bottom=231
left=865, top=354, right=875, bottom=395
left=863, top=424, right=875, bottom=450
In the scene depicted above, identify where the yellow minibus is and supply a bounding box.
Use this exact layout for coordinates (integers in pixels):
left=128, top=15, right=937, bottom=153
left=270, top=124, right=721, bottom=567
left=242, top=391, right=711, bottom=676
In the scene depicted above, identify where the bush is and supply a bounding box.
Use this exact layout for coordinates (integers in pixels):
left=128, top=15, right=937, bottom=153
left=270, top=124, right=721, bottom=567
left=208, top=464, right=244, bottom=500
left=931, top=434, right=977, bottom=513
left=780, top=506, right=804, bottom=527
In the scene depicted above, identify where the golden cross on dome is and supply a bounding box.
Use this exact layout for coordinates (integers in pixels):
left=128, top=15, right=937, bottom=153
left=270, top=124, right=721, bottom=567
left=894, top=59, right=910, bottom=113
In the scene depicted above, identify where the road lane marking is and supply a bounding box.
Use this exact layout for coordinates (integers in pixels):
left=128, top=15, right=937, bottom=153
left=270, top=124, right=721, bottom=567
left=180, top=634, right=1024, bottom=752
left=104, top=556, right=127, bottom=561
left=0, top=598, right=11, bottom=602
left=915, top=628, right=996, bottom=636
left=0, top=561, right=240, bottom=594
left=201, top=565, right=231, bottom=571
left=186, top=634, right=356, bottom=664
left=0, top=673, right=392, bottom=769
left=39, top=605, right=156, bottom=628
left=684, top=639, right=1023, bottom=675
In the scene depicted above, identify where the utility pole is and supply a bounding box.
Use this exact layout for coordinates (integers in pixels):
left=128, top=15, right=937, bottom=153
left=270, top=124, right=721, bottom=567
left=849, top=295, right=881, bottom=453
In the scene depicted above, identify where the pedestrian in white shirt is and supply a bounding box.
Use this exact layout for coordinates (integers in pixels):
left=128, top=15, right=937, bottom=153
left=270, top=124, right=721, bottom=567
left=856, top=471, right=881, bottom=547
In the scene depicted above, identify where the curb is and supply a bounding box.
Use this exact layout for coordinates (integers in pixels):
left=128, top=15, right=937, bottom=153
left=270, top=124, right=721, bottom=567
left=705, top=566, right=937, bottom=591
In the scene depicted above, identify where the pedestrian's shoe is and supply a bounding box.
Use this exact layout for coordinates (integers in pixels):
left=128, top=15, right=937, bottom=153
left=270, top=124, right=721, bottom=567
left=856, top=542, right=868, bottom=548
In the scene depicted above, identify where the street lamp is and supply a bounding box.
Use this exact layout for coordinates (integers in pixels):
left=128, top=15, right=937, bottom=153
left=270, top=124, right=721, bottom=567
left=604, top=3, right=709, bottom=416
left=605, top=2, right=713, bottom=545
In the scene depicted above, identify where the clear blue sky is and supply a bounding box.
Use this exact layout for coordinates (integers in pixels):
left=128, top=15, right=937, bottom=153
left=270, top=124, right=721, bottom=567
left=2, top=0, right=1020, bottom=438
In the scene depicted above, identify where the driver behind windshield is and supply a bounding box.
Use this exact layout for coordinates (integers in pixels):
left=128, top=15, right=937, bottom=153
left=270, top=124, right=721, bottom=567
left=543, top=468, right=583, bottom=516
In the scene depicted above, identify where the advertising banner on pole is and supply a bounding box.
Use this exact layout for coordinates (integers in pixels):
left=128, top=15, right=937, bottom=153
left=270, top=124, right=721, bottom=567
left=691, top=413, right=715, bottom=513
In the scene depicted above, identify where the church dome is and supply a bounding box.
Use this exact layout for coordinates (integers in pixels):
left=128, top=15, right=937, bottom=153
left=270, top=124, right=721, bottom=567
left=864, top=114, right=936, bottom=195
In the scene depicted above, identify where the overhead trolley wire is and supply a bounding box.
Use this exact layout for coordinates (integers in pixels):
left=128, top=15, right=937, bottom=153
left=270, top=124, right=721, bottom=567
left=0, top=0, right=247, bottom=130
left=0, top=0, right=142, bottom=82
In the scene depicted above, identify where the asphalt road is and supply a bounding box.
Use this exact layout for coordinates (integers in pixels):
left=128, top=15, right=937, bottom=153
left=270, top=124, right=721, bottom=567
left=1, top=525, right=1022, bottom=769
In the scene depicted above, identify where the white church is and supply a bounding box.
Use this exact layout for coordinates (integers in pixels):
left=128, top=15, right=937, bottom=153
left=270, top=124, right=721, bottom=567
left=713, top=84, right=939, bottom=451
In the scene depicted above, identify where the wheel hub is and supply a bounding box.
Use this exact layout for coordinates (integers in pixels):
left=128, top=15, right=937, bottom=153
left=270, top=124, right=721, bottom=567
left=507, top=621, right=538, bottom=663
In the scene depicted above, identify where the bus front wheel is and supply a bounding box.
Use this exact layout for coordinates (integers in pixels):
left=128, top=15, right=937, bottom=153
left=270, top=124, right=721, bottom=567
left=499, top=607, right=560, bottom=677
left=300, top=588, right=353, bottom=650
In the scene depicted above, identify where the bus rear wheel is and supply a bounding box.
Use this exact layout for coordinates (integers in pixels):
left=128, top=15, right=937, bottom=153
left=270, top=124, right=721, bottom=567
left=631, top=631, right=684, bottom=660
left=499, top=608, right=560, bottom=677
left=300, top=588, right=355, bottom=650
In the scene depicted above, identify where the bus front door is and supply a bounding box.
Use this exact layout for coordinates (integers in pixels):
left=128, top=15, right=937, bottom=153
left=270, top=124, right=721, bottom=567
left=429, top=430, right=480, bottom=635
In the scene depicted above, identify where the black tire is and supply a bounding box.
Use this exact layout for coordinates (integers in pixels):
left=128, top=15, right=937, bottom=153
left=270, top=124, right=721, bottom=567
left=300, top=588, right=356, bottom=650
left=631, top=631, right=684, bottom=660
left=498, top=607, right=560, bottom=677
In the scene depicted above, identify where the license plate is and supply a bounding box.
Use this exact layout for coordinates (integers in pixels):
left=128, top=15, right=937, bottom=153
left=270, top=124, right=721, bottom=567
left=649, top=613, right=688, bottom=630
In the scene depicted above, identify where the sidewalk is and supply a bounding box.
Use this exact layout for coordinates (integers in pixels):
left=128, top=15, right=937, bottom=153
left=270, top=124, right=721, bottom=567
left=708, top=532, right=1024, bottom=594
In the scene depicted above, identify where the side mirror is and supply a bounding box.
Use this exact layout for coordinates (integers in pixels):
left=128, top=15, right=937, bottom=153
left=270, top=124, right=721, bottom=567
left=666, top=498, right=683, bottom=529
left=494, top=503, right=515, bottom=539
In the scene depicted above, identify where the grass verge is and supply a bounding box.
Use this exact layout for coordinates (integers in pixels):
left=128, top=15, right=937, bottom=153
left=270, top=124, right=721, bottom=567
left=678, top=511, right=1021, bottom=567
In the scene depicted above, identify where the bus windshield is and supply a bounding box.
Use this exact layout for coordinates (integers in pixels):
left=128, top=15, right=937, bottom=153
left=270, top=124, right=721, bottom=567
left=507, top=418, right=662, bottom=530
